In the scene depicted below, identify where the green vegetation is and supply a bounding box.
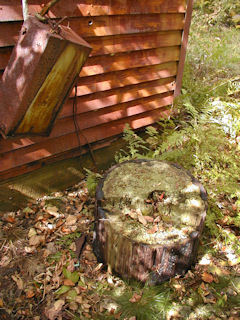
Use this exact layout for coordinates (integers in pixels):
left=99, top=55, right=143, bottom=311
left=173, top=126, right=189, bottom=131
left=109, top=1, right=240, bottom=318
left=0, top=2, right=239, bottom=319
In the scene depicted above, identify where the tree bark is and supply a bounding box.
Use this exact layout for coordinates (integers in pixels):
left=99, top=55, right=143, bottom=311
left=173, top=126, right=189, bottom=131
left=93, top=159, right=207, bottom=284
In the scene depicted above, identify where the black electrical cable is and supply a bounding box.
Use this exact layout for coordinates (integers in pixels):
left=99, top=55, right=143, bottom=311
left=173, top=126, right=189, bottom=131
left=72, top=82, right=98, bottom=170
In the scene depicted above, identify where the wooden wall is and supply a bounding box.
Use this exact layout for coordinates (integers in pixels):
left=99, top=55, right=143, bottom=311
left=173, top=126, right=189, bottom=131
left=0, top=0, right=191, bottom=180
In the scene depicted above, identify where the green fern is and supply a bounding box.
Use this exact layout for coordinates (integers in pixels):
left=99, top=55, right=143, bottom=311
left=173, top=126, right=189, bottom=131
left=115, top=124, right=150, bottom=163
left=84, top=168, right=102, bottom=196
left=113, top=283, right=172, bottom=320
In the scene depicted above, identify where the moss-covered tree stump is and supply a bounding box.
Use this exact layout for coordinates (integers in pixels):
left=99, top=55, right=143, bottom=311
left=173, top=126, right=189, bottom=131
left=93, top=160, right=207, bottom=284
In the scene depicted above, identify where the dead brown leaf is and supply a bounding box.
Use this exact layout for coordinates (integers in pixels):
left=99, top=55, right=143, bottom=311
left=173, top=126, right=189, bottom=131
left=26, top=289, right=35, bottom=298
left=147, top=225, right=158, bottom=234
left=154, top=216, right=161, bottom=223
left=65, top=215, right=78, bottom=226
left=202, top=271, right=214, bottom=283
left=29, top=235, right=45, bottom=247
left=129, top=292, right=142, bottom=303
left=5, top=216, right=15, bottom=223
left=45, top=206, right=60, bottom=218
left=128, top=211, right=138, bottom=220
left=45, top=299, right=65, bottom=320
left=63, top=279, right=75, bottom=286
left=144, top=216, right=154, bottom=223
left=138, top=215, right=147, bottom=226
left=12, top=274, right=24, bottom=290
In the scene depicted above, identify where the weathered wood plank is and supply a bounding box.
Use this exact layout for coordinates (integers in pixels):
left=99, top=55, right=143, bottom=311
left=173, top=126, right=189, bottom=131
left=60, top=77, right=175, bottom=117
left=0, top=14, right=185, bottom=47
left=0, top=31, right=182, bottom=71
left=0, top=106, right=170, bottom=173
left=81, top=46, right=180, bottom=76
left=88, top=31, right=182, bottom=56
left=71, top=62, right=178, bottom=96
left=53, top=93, right=174, bottom=136
left=0, top=0, right=186, bottom=22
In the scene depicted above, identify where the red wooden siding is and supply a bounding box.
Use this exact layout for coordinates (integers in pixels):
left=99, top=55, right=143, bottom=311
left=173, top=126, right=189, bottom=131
left=0, top=0, right=192, bottom=180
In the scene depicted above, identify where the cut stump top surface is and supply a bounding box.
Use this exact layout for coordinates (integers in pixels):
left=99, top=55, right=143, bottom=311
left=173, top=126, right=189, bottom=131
left=94, top=159, right=207, bottom=283
left=98, top=160, right=207, bottom=245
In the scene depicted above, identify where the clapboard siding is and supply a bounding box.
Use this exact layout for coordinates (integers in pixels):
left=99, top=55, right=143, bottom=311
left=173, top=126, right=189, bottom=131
left=0, top=13, right=185, bottom=47
left=0, top=0, right=192, bottom=180
left=63, top=76, right=176, bottom=116
left=0, top=106, right=171, bottom=173
left=0, top=31, right=182, bottom=70
left=0, top=91, right=174, bottom=154
left=0, top=0, right=186, bottom=22
left=70, top=62, right=178, bottom=96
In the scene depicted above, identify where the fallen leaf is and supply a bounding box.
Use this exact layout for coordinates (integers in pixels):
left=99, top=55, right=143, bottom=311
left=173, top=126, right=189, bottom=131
left=26, top=289, right=35, bottom=298
left=25, top=246, right=35, bottom=253
left=56, top=219, right=64, bottom=228
left=154, top=216, right=161, bottom=223
left=6, top=216, right=15, bottom=223
left=75, top=295, right=83, bottom=304
left=45, top=299, right=65, bottom=320
left=147, top=225, right=158, bottom=234
left=28, top=228, right=37, bottom=238
left=128, top=211, right=138, bottom=220
left=63, top=279, right=75, bottom=286
left=29, top=235, right=45, bottom=247
left=67, top=289, right=78, bottom=301
left=61, top=226, right=71, bottom=234
left=114, top=312, right=122, bottom=319
left=55, top=285, right=71, bottom=295
left=69, top=242, right=76, bottom=251
left=65, top=215, right=77, bottom=226
left=202, top=272, right=214, bottom=283
left=23, top=207, right=35, bottom=214
left=69, top=302, right=78, bottom=311
left=63, top=268, right=79, bottom=284
left=0, top=298, right=3, bottom=307
left=12, top=274, right=24, bottom=290
left=129, top=292, right=142, bottom=303
left=46, top=206, right=59, bottom=218
left=138, top=215, right=147, bottom=226
left=144, top=216, right=154, bottom=223
left=94, top=263, right=103, bottom=272
left=203, top=293, right=217, bottom=304
left=76, top=203, right=83, bottom=212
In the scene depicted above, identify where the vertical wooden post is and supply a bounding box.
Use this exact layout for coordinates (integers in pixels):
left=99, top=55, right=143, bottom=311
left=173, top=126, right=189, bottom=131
left=174, top=0, right=194, bottom=97
left=22, top=0, right=29, bottom=21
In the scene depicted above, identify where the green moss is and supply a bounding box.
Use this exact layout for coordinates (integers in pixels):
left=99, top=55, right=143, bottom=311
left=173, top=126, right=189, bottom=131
left=102, top=161, right=206, bottom=245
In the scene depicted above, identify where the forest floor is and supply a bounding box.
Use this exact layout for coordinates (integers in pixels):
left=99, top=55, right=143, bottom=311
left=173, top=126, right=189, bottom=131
left=0, top=178, right=239, bottom=320
left=0, top=2, right=240, bottom=320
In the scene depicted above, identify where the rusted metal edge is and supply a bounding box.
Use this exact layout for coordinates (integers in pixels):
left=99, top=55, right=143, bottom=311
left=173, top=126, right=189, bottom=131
left=174, top=0, right=194, bottom=97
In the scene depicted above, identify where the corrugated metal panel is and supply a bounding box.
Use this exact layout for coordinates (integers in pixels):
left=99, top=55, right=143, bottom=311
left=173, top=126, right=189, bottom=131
left=0, top=0, right=192, bottom=180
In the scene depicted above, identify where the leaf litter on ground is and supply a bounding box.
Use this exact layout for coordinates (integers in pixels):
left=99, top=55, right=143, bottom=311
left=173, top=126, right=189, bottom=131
left=0, top=178, right=239, bottom=320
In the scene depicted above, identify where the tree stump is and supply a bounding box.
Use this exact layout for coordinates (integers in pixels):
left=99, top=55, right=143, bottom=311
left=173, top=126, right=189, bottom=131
left=93, top=160, right=207, bottom=284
